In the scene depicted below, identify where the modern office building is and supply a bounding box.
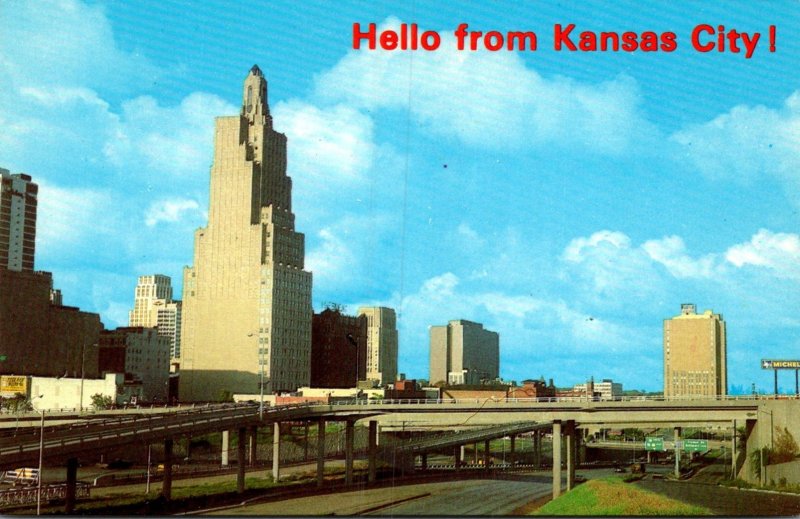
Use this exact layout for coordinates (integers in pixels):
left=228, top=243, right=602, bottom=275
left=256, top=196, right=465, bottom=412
left=429, top=319, right=499, bottom=386
left=358, top=306, right=398, bottom=386
left=310, top=307, right=367, bottom=388
left=180, top=66, right=313, bottom=400
left=129, top=274, right=182, bottom=358
left=663, top=303, right=727, bottom=398
left=99, top=327, right=170, bottom=403
left=0, top=169, right=37, bottom=271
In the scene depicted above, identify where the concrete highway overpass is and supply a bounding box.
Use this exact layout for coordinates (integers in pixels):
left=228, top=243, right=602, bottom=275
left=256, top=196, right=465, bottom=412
left=1, top=396, right=795, bottom=512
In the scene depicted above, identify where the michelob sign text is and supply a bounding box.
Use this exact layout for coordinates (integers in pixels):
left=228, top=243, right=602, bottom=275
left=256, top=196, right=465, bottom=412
left=761, top=360, right=800, bottom=369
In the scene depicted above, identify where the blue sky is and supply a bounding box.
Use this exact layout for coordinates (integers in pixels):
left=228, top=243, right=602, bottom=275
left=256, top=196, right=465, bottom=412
left=1, top=1, right=799, bottom=392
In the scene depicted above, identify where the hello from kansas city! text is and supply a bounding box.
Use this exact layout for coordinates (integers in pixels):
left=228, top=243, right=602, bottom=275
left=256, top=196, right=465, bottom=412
left=352, top=23, right=777, bottom=59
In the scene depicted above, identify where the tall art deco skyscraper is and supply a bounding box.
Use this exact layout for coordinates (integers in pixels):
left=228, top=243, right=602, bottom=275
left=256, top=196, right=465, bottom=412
left=180, top=66, right=313, bottom=401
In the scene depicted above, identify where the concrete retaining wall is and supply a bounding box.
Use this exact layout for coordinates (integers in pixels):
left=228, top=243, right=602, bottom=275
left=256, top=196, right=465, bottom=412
left=765, top=459, right=800, bottom=485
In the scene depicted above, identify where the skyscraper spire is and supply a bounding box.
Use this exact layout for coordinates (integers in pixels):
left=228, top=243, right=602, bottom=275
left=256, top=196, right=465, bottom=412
left=242, top=64, right=270, bottom=124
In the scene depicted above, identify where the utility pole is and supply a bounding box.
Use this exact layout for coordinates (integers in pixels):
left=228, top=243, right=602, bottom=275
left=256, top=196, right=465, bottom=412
left=79, top=344, right=86, bottom=412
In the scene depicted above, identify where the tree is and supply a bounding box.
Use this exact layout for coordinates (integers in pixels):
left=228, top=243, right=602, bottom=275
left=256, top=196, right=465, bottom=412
left=91, top=393, right=114, bottom=410
left=749, top=446, right=771, bottom=480
left=2, top=393, right=33, bottom=413
left=772, top=426, right=798, bottom=464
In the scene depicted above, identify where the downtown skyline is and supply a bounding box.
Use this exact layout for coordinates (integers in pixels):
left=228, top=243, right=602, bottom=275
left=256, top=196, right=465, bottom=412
left=1, top=1, right=799, bottom=392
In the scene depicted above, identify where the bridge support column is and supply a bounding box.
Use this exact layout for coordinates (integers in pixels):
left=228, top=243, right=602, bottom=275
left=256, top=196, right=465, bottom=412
left=317, top=417, right=326, bottom=488
left=474, top=442, right=479, bottom=464
left=454, top=445, right=462, bottom=472
left=345, top=420, right=354, bottom=485
left=368, top=420, right=377, bottom=484
left=237, top=427, right=246, bottom=494
left=249, top=426, right=258, bottom=465
left=534, top=430, right=541, bottom=468
left=221, top=429, right=230, bottom=466
left=64, top=457, right=78, bottom=514
left=421, top=453, right=428, bottom=470
left=674, top=427, right=681, bottom=478
left=484, top=439, right=491, bottom=469
left=162, top=438, right=173, bottom=501
left=304, top=422, right=310, bottom=461
left=566, top=420, right=575, bottom=491
left=552, top=421, right=562, bottom=499
left=272, top=422, right=281, bottom=482
left=510, top=434, right=516, bottom=465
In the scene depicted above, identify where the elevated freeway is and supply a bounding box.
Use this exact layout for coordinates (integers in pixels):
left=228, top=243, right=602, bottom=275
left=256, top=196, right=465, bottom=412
left=1, top=397, right=760, bottom=467
left=1, top=395, right=787, bottom=512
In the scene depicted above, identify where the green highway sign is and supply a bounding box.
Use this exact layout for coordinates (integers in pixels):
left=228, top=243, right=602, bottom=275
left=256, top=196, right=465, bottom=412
left=0, top=355, right=6, bottom=362
left=644, top=437, right=665, bottom=451
left=684, top=439, right=708, bottom=452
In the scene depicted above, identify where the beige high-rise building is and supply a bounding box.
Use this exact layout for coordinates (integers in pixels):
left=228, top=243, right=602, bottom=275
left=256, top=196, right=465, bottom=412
left=357, top=307, right=398, bottom=387
left=180, top=66, right=313, bottom=401
left=129, top=274, right=182, bottom=359
left=0, top=169, right=37, bottom=271
left=430, top=320, right=499, bottom=386
left=663, top=303, right=727, bottom=398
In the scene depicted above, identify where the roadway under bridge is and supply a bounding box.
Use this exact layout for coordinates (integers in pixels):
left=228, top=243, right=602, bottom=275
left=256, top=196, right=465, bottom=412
left=1, top=396, right=792, bottom=513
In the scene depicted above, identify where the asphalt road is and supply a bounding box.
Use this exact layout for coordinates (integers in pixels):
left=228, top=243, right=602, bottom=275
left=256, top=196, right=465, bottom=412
left=370, top=477, right=551, bottom=516
left=636, top=478, right=800, bottom=516
left=212, top=474, right=554, bottom=516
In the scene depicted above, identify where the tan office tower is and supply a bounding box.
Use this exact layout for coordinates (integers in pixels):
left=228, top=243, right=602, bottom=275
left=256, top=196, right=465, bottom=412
left=358, top=307, right=398, bottom=386
left=0, top=169, right=37, bottom=271
left=430, top=320, right=499, bottom=386
left=663, top=303, right=727, bottom=398
left=180, top=66, right=312, bottom=401
left=129, top=275, right=182, bottom=359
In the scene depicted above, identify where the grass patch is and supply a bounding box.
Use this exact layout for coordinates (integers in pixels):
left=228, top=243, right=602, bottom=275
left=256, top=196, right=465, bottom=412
left=533, top=477, right=712, bottom=516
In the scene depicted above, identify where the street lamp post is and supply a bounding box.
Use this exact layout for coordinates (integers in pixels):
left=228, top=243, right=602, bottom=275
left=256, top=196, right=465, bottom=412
left=248, top=332, right=266, bottom=420
left=79, top=344, right=86, bottom=413
left=145, top=444, right=152, bottom=495
left=346, top=334, right=359, bottom=391
left=32, top=394, right=44, bottom=516
left=259, top=342, right=265, bottom=420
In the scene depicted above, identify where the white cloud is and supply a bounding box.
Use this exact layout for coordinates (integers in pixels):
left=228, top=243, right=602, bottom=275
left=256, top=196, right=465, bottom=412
left=36, top=181, right=116, bottom=251
left=642, top=235, right=718, bottom=279
left=563, top=230, right=631, bottom=263
left=145, top=198, right=202, bottom=227
left=106, top=93, right=237, bottom=179
left=565, top=230, right=725, bottom=292
left=306, top=227, right=356, bottom=281
left=399, top=272, right=643, bottom=355
left=314, top=18, right=648, bottom=153
left=273, top=101, right=376, bottom=183
left=457, top=223, right=480, bottom=242
left=0, top=0, right=158, bottom=92
left=562, top=230, right=660, bottom=300
left=672, top=91, right=800, bottom=205
left=19, top=86, right=110, bottom=109
left=725, top=229, right=800, bottom=280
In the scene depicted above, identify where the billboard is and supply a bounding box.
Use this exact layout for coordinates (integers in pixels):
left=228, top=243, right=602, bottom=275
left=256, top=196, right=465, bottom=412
left=0, top=375, right=29, bottom=397
left=761, top=360, right=800, bottom=370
